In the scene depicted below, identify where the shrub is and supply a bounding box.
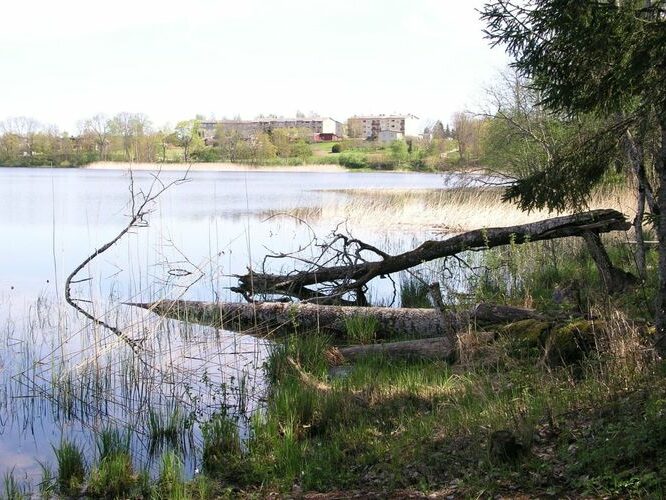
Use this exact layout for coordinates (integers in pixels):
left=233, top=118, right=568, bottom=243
left=190, top=147, right=220, bottom=162
left=339, top=152, right=368, bottom=169
left=201, top=414, right=244, bottom=481
left=87, top=452, right=138, bottom=498
left=331, top=143, right=342, bottom=153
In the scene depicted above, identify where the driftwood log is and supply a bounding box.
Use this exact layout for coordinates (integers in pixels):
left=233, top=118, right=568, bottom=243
left=232, top=209, right=631, bottom=303
left=127, top=300, right=546, bottom=339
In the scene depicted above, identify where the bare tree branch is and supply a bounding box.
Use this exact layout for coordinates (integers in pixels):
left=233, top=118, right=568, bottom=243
left=64, top=168, right=189, bottom=353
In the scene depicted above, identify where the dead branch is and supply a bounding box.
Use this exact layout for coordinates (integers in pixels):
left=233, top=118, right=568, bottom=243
left=65, top=168, right=189, bottom=353
left=232, top=209, right=631, bottom=304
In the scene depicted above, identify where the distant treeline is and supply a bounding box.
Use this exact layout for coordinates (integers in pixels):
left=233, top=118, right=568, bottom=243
left=0, top=113, right=318, bottom=167
left=0, top=113, right=458, bottom=169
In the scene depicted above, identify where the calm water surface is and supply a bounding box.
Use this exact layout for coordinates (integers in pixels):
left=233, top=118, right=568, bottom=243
left=0, top=166, right=474, bottom=485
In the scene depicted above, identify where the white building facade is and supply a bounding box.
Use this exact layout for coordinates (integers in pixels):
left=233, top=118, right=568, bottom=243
left=347, top=114, right=420, bottom=140
left=200, top=117, right=343, bottom=141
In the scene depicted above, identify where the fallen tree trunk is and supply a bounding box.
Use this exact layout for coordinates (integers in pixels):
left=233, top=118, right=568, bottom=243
left=331, top=336, right=458, bottom=363
left=582, top=230, right=637, bottom=293
left=233, top=209, right=631, bottom=302
left=127, top=300, right=548, bottom=339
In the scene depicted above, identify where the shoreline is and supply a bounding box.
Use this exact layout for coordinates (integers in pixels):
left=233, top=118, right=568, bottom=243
left=84, top=161, right=348, bottom=173
left=4, top=161, right=493, bottom=177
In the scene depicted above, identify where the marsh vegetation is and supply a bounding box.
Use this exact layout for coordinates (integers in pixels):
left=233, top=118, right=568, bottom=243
left=0, top=161, right=661, bottom=497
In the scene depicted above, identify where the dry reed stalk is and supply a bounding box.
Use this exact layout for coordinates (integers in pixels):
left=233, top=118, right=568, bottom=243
left=262, top=186, right=638, bottom=233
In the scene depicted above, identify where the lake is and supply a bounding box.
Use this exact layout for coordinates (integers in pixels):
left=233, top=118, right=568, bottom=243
left=0, top=166, right=481, bottom=485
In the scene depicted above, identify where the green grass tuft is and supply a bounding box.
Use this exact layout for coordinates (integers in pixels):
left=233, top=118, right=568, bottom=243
left=156, top=451, right=187, bottom=499
left=3, top=470, right=26, bottom=500
left=53, top=440, right=86, bottom=496
left=147, top=406, right=190, bottom=454
left=344, top=314, right=378, bottom=345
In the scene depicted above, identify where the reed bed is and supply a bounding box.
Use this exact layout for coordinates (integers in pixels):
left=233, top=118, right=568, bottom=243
left=261, top=185, right=637, bottom=233
left=0, top=292, right=271, bottom=491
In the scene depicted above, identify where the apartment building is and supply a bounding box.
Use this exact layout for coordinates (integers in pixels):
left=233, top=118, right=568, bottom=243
left=200, top=117, right=343, bottom=142
left=347, top=114, right=420, bottom=140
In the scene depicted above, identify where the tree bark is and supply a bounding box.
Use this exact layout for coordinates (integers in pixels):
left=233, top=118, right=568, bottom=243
left=655, top=122, right=666, bottom=357
left=331, top=336, right=458, bottom=363
left=233, top=209, right=631, bottom=302
left=622, top=129, right=652, bottom=278
left=635, top=188, right=647, bottom=279
left=127, top=300, right=549, bottom=340
left=582, top=230, right=637, bottom=294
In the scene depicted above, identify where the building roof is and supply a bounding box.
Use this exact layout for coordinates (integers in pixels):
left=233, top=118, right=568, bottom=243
left=349, top=114, right=419, bottom=120
left=201, top=116, right=341, bottom=126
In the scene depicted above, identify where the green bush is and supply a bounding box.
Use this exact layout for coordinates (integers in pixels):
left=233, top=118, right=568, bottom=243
left=331, top=143, right=342, bottom=153
left=339, top=152, right=368, bottom=169
left=190, top=147, right=220, bottom=162
left=202, top=414, right=246, bottom=483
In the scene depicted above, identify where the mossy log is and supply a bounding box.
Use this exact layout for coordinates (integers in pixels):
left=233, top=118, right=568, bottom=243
left=500, top=318, right=602, bottom=366
left=127, top=300, right=546, bottom=340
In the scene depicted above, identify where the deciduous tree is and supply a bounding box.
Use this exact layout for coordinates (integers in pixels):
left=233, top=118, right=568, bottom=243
left=81, top=114, right=110, bottom=160
left=173, top=119, right=203, bottom=162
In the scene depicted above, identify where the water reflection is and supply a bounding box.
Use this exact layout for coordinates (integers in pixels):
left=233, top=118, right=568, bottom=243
left=0, top=166, right=474, bottom=485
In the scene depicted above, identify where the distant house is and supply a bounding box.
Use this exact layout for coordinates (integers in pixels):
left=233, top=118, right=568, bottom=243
left=378, top=130, right=404, bottom=144
left=200, top=117, right=343, bottom=142
left=347, top=114, right=420, bottom=140
left=314, top=132, right=340, bottom=142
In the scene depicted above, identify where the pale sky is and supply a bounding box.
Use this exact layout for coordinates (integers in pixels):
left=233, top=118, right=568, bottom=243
left=0, top=0, right=509, bottom=133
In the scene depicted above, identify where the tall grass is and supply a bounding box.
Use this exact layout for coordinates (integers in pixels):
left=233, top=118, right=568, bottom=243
left=201, top=413, right=245, bottom=483
left=96, top=427, right=132, bottom=461
left=88, top=451, right=147, bottom=498
left=261, top=184, right=637, bottom=231
left=343, top=314, right=379, bottom=344
left=147, top=406, right=191, bottom=454
left=2, top=470, right=26, bottom=500
left=156, top=451, right=187, bottom=499
left=400, top=274, right=432, bottom=308
left=53, top=440, right=86, bottom=496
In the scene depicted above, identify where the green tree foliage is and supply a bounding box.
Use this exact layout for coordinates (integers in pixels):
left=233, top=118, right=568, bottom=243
left=478, top=71, right=611, bottom=187
left=389, top=140, right=409, bottom=165
left=172, top=119, right=203, bottom=162
left=338, top=151, right=368, bottom=169
left=214, top=126, right=245, bottom=162
left=81, top=114, right=111, bottom=161
left=267, top=127, right=313, bottom=161
left=481, top=0, right=666, bottom=353
left=291, top=139, right=313, bottom=161
left=249, top=132, right=278, bottom=163
left=0, top=117, right=100, bottom=166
